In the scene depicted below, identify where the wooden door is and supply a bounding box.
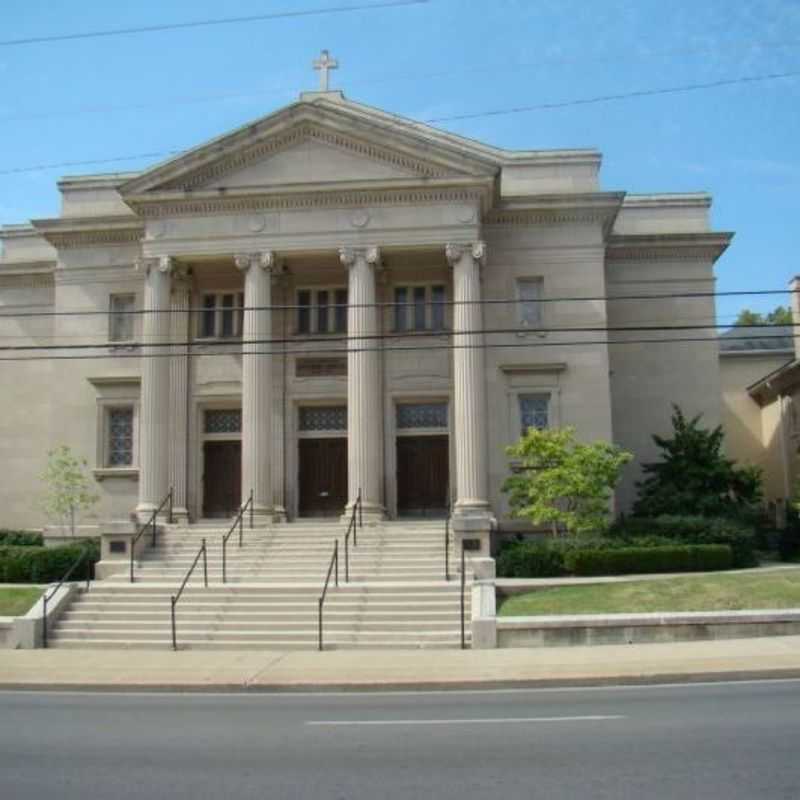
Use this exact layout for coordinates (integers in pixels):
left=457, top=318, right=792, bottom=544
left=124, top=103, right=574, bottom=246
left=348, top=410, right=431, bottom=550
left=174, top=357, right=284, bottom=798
left=396, top=435, right=449, bottom=516
left=202, top=441, right=242, bottom=518
left=298, top=438, right=347, bottom=516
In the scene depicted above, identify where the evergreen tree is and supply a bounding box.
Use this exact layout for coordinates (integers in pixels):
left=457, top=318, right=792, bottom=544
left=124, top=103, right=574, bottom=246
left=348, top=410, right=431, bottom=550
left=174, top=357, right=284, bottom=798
left=634, top=406, right=762, bottom=517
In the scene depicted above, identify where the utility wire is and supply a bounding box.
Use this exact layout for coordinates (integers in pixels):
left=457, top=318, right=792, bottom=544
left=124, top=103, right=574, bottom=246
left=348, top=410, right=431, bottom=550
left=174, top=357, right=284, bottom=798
left=0, top=288, right=794, bottom=320
left=3, top=67, right=799, bottom=175
left=0, top=323, right=796, bottom=354
left=0, top=333, right=787, bottom=363
left=0, top=1, right=427, bottom=47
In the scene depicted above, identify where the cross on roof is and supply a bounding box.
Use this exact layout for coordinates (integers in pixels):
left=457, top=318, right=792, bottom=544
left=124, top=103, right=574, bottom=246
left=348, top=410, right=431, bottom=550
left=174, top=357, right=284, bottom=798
left=312, top=50, right=338, bottom=92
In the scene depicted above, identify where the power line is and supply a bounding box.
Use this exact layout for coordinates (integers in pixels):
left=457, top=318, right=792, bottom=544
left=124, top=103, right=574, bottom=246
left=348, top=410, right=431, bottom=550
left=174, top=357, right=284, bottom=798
left=0, top=332, right=786, bottom=363
left=3, top=67, right=800, bottom=176
left=3, top=37, right=798, bottom=124
left=0, top=1, right=427, bottom=47
left=0, top=323, right=795, bottom=354
left=0, top=288, right=794, bottom=320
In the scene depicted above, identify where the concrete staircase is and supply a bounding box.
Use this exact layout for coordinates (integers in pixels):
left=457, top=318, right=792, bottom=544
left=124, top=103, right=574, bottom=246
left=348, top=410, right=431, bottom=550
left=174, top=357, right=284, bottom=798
left=47, top=520, right=471, bottom=650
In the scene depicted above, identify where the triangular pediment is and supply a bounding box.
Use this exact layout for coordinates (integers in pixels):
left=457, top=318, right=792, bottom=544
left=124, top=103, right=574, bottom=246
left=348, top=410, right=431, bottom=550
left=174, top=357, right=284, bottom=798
left=120, top=97, right=500, bottom=197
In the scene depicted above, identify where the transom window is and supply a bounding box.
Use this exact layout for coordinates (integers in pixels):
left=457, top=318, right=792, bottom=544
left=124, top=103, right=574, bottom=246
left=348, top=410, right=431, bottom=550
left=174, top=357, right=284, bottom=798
left=299, top=406, right=347, bottom=432
left=109, top=293, right=135, bottom=343
left=204, top=409, right=242, bottom=434
left=519, top=393, right=549, bottom=435
left=106, top=407, right=134, bottom=466
left=396, top=402, right=448, bottom=430
left=297, top=288, right=348, bottom=335
left=394, top=285, right=446, bottom=332
left=198, top=292, right=244, bottom=339
left=517, top=278, right=543, bottom=327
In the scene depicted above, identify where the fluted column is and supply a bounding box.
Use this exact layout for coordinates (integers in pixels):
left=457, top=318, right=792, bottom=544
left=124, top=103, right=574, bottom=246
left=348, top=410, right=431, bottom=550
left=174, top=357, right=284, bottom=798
left=340, top=246, right=384, bottom=521
left=235, top=251, right=274, bottom=520
left=446, top=242, right=491, bottom=522
left=168, top=266, right=191, bottom=522
left=136, top=256, right=173, bottom=517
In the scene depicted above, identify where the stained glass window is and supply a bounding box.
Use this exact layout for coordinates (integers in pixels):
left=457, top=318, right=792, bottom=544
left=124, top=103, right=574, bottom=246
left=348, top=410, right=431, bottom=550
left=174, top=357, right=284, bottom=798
left=299, top=406, right=347, bottom=431
left=396, top=403, right=448, bottom=430
left=204, top=409, right=242, bottom=434
left=519, top=394, right=549, bottom=435
left=107, top=407, right=134, bottom=466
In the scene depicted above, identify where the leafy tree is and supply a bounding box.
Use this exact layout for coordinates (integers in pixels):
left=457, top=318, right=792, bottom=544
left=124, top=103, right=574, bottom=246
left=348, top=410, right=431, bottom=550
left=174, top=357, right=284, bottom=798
left=40, top=445, right=99, bottom=535
left=502, top=427, right=633, bottom=536
left=634, top=406, right=762, bottom=518
left=734, top=306, right=792, bottom=326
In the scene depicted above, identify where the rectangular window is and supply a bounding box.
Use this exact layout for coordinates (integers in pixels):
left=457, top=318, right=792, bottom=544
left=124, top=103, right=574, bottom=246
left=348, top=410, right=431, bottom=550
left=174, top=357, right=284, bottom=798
left=299, top=406, right=347, bottom=432
left=201, top=295, right=217, bottom=339
left=431, top=285, right=445, bottom=330
left=204, top=409, right=242, bottom=434
left=393, top=285, right=448, bottom=332
left=317, top=290, right=329, bottom=334
left=106, top=407, right=134, bottom=467
left=297, top=290, right=311, bottom=334
left=334, top=289, right=348, bottom=333
left=413, top=287, right=426, bottom=330
left=236, top=292, right=245, bottom=337
left=517, top=278, right=543, bottom=327
left=394, top=287, right=408, bottom=332
left=396, top=402, right=448, bottom=430
left=109, top=294, right=135, bottom=343
left=221, top=294, right=235, bottom=338
left=518, top=393, right=549, bottom=436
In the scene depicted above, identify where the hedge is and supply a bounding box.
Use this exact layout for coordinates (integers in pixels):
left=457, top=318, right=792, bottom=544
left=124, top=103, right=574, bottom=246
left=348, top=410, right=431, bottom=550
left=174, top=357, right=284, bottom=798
left=0, top=530, right=44, bottom=547
left=563, top=544, right=733, bottom=577
left=0, top=541, right=100, bottom=584
left=608, top=515, right=757, bottom=568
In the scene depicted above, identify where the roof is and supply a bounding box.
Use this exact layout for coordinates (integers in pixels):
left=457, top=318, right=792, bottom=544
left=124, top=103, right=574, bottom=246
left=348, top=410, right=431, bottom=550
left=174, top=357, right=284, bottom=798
left=719, top=325, right=794, bottom=353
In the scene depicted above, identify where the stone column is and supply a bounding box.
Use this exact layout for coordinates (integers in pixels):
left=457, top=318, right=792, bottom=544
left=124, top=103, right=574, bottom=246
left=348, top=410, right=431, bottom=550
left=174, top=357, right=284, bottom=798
left=168, top=266, right=191, bottom=522
left=136, top=256, right=173, bottom=518
left=446, top=242, right=493, bottom=554
left=340, top=246, right=384, bottom=521
left=235, top=251, right=275, bottom=521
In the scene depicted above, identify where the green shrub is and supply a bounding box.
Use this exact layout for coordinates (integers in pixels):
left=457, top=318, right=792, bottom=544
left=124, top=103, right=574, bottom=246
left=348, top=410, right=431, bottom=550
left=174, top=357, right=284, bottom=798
left=0, top=540, right=100, bottom=584
left=608, top=515, right=757, bottom=568
left=564, top=544, right=733, bottom=576
left=496, top=540, right=569, bottom=578
left=779, top=512, right=800, bottom=562
left=0, top=530, right=44, bottom=546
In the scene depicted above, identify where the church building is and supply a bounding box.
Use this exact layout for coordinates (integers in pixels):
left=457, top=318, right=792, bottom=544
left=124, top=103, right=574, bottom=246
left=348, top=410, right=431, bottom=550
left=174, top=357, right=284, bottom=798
left=0, top=57, right=732, bottom=550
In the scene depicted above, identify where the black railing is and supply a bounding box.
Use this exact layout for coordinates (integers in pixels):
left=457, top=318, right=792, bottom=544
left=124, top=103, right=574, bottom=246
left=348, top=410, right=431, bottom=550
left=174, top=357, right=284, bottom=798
left=170, top=538, right=208, bottom=651
left=221, top=489, right=254, bottom=584
left=460, top=542, right=467, bottom=650
left=42, top=547, right=92, bottom=649
left=317, top=540, right=339, bottom=651
left=130, top=487, right=174, bottom=583
left=343, top=488, right=363, bottom=583
left=444, top=497, right=451, bottom=581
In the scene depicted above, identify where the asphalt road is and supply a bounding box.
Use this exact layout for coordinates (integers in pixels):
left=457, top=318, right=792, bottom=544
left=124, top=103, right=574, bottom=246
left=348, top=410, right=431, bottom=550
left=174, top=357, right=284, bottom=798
left=1, top=679, right=799, bottom=799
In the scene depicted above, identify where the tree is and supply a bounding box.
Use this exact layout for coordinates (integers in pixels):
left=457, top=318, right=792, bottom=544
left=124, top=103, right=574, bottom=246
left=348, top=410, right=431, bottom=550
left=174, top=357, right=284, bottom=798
left=40, top=445, right=99, bottom=535
left=634, top=405, right=762, bottom=518
left=502, top=427, right=633, bottom=536
left=734, top=306, right=792, bottom=326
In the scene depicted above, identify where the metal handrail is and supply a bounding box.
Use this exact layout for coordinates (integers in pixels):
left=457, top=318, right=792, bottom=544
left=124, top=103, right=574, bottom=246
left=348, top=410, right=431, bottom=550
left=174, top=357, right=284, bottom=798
left=460, top=542, right=466, bottom=650
left=444, top=494, right=451, bottom=581
left=221, top=489, right=254, bottom=584
left=130, top=487, right=174, bottom=583
left=343, top=488, right=362, bottom=583
left=42, top=546, right=92, bottom=649
left=170, top=538, right=208, bottom=651
left=317, top=540, right=339, bottom=651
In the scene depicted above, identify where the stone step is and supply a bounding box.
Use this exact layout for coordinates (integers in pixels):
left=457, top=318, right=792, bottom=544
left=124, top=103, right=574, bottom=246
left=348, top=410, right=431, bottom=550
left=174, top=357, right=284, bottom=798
left=48, top=639, right=463, bottom=651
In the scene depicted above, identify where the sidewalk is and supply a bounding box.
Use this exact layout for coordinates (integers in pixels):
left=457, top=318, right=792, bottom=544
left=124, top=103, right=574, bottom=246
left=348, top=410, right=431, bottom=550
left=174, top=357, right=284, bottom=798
left=3, top=636, right=800, bottom=692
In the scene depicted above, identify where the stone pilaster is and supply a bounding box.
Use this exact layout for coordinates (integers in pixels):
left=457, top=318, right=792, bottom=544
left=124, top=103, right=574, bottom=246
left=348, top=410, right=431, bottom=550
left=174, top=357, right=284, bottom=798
left=235, top=251, right=274, bottom=521
left=446, top=242, right=493, bottom=554
left=340, top=246, right=385, bottom=522
left=168, top=266, right=191, bottom=522
left=136, top=255, right=173, bottom=518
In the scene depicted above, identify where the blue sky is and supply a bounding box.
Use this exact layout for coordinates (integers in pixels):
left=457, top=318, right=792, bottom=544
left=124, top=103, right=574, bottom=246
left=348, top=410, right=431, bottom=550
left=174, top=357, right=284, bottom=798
left=1, top=0, right=798, bottom=323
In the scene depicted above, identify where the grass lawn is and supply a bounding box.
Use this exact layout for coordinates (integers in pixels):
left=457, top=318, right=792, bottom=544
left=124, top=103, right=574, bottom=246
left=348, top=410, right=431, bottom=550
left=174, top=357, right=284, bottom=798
left=0, top=587, right=43, bottom=616
left=498, top=569, right=800, bottom=616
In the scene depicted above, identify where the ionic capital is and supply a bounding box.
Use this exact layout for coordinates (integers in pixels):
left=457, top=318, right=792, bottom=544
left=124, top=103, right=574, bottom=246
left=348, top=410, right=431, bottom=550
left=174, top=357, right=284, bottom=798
left=234, top=251, right=275, bottom=272
left=471, top=240, right=487, bottom=264
left=339, top=246, right=381, bottom=270
left=135, top=256, right=174, bottom=276
left=444, top=243, right=464, bottom=266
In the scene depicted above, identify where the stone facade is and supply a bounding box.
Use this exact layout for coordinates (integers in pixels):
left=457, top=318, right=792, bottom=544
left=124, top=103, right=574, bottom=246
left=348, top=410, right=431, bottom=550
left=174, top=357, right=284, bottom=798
left=0, top=88, right=732, bottom=534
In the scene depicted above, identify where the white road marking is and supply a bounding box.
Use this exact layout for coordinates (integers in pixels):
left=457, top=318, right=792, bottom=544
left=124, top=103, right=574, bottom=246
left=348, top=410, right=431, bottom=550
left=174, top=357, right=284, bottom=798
left=306, top=715, right=626, bottom=727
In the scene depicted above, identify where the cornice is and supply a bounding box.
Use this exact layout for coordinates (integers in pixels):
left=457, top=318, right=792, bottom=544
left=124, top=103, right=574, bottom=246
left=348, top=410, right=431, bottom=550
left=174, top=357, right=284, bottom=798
left=499, top=362, right=567, bottom=374
left=0, top=272, right=54, bottom=290
left=484, top=192, right=625, bottom=236
left=0, top=261, right=56, bottom=275
left=124, top=178, right=494, bottom=219
left=30, top=215, right=144, bottom=250
left=606, top=232, right=734, bottom=263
